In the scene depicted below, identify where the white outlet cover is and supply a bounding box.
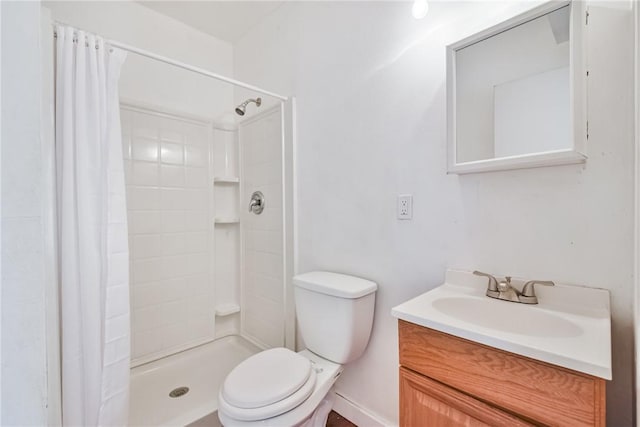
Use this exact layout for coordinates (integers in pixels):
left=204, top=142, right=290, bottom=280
left=397, top=194, right=413, bottom=220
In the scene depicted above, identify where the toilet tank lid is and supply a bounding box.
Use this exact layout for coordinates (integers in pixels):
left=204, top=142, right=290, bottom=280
left=293, top=271, right=377, bottom=299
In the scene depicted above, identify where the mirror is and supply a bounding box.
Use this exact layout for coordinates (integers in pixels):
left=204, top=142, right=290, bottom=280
left=447, top=1, right=587, bottom=174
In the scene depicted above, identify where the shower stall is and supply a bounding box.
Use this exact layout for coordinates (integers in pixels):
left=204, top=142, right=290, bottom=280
left=122, top=98, right=295, bottom=425
left=41, top=4, right=295, bottom=424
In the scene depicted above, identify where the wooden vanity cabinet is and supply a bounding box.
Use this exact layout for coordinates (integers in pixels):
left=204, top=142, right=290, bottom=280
left=400, top=367, right=534, bottom=427
left=398, top=320, right=606, bottom=427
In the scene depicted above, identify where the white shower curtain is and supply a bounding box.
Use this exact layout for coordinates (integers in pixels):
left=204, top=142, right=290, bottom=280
left=55, top=25, right=130, bottom=426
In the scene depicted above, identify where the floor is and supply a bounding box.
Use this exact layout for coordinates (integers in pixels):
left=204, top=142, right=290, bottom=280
left=327, top=411, right=357, bottom=427
left=188, top=410, right=356, bottom=427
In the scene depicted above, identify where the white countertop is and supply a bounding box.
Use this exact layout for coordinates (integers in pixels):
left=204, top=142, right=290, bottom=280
left=391, top=269, right=612, bottom=380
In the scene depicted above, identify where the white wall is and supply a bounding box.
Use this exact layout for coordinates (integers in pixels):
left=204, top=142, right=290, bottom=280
left=44, top=1, right=235, bottom=120
left=1, top=2, right=49, bottom=424
left=494, top=66, right=570, bottom=158
left=635, top=0, right=640, bottom=419
left=234, top=2, right=635, bottom=425
left=122, top=107, right=215, bottom=365
left=1, top=2, right=3, bottom=421
left=240, top=107, right=285, bottom=349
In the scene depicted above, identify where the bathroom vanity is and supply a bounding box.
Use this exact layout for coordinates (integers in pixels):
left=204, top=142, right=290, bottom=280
left=392, top=270, right=611, bottom=426
left=398, top=321, right=605, bottom=426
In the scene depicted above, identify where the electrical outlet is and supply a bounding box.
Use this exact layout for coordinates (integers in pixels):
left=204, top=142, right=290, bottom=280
left=397, top=194, right=413, bottom=220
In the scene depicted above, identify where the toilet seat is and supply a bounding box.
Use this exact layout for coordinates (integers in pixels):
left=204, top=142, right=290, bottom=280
left=218, top=350, right=344, bottom=427
left=218, top=348, right=318, bottom=421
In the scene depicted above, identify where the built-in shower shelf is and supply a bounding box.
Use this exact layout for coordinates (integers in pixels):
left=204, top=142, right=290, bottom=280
left=214, top=176, right=240, bottom=184
left=215, top=304, right=240, bottom=316
left=215, top=217, right=240, bottom=224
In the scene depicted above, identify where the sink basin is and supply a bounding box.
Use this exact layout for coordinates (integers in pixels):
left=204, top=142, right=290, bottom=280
left=391, top=269, right=612, bottom=379
left=432, top=297, right=582, bottom=338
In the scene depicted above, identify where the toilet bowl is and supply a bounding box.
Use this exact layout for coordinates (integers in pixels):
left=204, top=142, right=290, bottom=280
left=218, top=272, right=377, bottom=427
left=218, top=349, right=342, bottom=427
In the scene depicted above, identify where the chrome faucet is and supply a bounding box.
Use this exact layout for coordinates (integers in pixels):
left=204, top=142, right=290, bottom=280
left=496, top=276, right=520, bottom=303
left=473, top=271, right=554, bottom=305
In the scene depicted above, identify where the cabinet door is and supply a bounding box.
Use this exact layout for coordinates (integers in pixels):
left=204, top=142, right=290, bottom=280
left=400, top=367, right=534, bottom=427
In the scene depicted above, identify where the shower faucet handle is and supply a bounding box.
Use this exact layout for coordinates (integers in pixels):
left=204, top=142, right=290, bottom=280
left=248, top=191, right=265, bottom=215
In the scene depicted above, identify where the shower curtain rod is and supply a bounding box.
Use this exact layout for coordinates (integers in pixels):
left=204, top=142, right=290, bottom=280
left=52, top=22, right=289, bottom=102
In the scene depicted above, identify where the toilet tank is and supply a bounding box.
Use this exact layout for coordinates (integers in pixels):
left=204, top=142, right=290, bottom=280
left=293, top=271, right=377, bottom=364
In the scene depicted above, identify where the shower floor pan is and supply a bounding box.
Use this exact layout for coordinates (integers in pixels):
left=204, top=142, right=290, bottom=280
left=129, top=335, right=260, bottom=426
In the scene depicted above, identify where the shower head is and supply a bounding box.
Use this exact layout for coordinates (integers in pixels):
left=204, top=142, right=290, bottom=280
left=235, top=97, right=262, bottom=116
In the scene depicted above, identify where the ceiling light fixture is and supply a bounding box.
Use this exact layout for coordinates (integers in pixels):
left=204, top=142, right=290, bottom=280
left=412, top=0, right=429, bottom=19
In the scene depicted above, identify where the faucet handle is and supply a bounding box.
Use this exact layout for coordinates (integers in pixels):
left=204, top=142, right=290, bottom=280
left=520, top=280, right=555, bottom=304
left=522, top=280, right=555, bottom=296
left=473, top=270, right=499, bottom=297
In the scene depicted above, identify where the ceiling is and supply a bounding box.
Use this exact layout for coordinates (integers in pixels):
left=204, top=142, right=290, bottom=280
left=139, top=1, right=284, bottom=43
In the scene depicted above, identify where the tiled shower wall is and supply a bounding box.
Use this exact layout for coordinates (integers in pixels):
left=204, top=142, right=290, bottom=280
left=121, top=106, right=215, bottom=364
left=241, top=108, right=285, bottom=348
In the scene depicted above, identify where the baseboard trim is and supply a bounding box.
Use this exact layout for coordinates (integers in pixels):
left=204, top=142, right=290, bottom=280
left=333, top=392, right=397, bottom=427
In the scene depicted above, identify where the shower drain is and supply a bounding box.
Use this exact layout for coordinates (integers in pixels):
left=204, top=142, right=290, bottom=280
left=169, top=386, right=189, bottom=398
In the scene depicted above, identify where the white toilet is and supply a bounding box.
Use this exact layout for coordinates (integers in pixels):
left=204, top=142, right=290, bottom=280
left=217, top=271, right=377, bottom=427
